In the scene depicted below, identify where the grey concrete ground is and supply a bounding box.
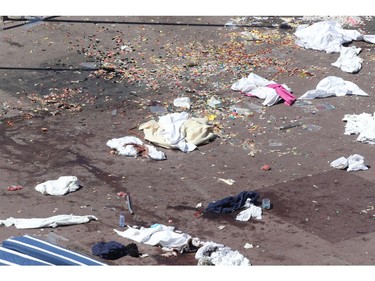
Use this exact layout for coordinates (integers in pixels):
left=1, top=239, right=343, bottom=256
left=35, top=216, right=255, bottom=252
left=0, top=16, right=375, bottom=272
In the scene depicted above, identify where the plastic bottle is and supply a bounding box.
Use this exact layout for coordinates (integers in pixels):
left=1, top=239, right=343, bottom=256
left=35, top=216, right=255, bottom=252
left=119, top=213, right=126, bottom=227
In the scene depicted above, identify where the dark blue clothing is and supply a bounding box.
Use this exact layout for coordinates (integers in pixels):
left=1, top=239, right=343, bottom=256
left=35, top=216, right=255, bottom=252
left=205, top=191, right=259, bottom=214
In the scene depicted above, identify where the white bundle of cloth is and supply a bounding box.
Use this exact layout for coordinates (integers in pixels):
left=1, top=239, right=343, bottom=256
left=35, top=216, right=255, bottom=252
left=35, top=176, right=82, bottom=196
left=343, top=112, right=375, bottom=144
left=139, top=112, right=215, bottom=153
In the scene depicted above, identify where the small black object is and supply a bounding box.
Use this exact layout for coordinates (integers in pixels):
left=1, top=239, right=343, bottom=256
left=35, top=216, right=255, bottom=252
left=92, top=241, right=128, bottom=260
left=126, top=243, right=140, bottom=258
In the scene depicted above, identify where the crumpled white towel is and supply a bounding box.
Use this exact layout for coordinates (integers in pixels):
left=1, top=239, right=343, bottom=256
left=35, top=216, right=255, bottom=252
left=236, top=203, right=262, bottom=221
left=35, top=176, right=82, bottom=196
left=195, top=241, right=251, bottom=266
left=114, top=224, right=191, bottom=252
left=294, top=21, right=365, bottom=53
left=231, top=73, right=291, bottom=106
left=0, top=214, right=98, bottom=229
left=139, top=112, right=215, bottom=153
left=330, top=154, right=368, bottom=172
left=331, top=46, right=363, bottom=73
left=343, top=112, right=375, bottom=144
left=106, top=136, right=166, bottom=160
left=299, top=76, right=368, bottom=100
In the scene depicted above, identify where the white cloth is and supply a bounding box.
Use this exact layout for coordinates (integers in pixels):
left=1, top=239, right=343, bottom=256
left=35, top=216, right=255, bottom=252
left=294, top=21, right=364, bottom=53
left=0, top=214, right=97, bottom=229
left=195, top=241, right=251, bottom=266
left=236, top=203, right=262, bottom=221
left=343, top=112, right=375, bottom=144
left=114, top=224, right=191, bottom=251
left=331, top=46, right=363, bottom=73
left=106, top=136, right=166, bottom=160
left=231, top=73, right=291, bottom=106
left=139, top=112, right=215, bottom=153
left=35, top=176, right=81, bottom=196
left=299, top=76, right=368, bottom=100
left=331, top=154, right=368, bottom=172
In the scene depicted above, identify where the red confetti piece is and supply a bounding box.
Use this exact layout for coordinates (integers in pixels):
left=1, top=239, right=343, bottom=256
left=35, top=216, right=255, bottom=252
left=261, top=164, right=271, bottom=171
left=7, top=185, right=24, bottom=191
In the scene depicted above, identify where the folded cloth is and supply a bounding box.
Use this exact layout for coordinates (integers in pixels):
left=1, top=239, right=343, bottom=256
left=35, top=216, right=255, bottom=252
left=205, top=191, right=259, bottom=214
left=92, top=241, right=128, bottom=260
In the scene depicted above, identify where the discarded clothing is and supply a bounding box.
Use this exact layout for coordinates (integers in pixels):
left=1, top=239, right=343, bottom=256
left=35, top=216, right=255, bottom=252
left=0, top=214, right=98, bottom=229
left=139, top=112, right=215, bottom=153
left=195, top=241, right=251, bottom=266
left=266, top=84, right=296, bottom=106
left=92, top=241, right=128, bottom=260
left=331, top=46, right=363, bottom=73
left=330, top=154, right=368, bottom=172
left=231, top=73, right=294, bottom=106
left=205, top=191, right=259, bottom=214
left=106, top=136, right=166, bottom=160
left=294, top=21, right=372, bottom=53
left=236, top=202, right=262, bottom=221
left=35, top=176, right=82, bottom=196
left=343, top=112, right=375, bottom=144
left=298, top=76, right=368, bottom=100
left=114, top=223, right=191, bottom=253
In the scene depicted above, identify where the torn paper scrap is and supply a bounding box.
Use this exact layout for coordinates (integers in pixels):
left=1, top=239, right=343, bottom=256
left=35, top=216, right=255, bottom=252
left=294, top=21, right=365, bottom=53
left=35, top=176, right=82, bottom=196
left=114, top=223, right=191, bottom=252
left=343, top=112, right=375, bottom=144
left=218, top=178, right=235, bottom=185
left=106, top=136, right=166, bottom=160
left=0, top=215, right=98, bottom=229
left=139, top=112, right=215, bottom=153
left=195, top=241, right=251, bottom=266
left=299, top=76, right=368, bottom=99
left=330, top=154, right=368, bottom=172
left=331, top=46, right=363, bottom=73
left=231, top=73, right=295, bottom=106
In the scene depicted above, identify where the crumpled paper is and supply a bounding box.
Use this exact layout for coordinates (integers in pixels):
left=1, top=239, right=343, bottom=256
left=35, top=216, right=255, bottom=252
left=0, top=214, right=98, bottom=229
left=35, top=176, right=82, bottom=196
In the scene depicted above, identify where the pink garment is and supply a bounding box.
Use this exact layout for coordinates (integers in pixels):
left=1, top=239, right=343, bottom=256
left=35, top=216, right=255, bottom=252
left=266, top=84, right=296, bottom=106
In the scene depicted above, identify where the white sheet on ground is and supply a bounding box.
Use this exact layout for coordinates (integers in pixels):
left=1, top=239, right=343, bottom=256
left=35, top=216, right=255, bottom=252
left=331, top=46, right=363, bottom=73
left=231, top=73, right=291, bottom=106
left=294, top=21, right=366, bottom=53
left=195, top=241, right=251, bottom=266
left=114, top=224, right=191, bottom=252
left=139, top=112, right=215, bottom=153
left=343, top=112, right=375, bottom=144
left=34, top=176, right=81, bottom=196
left=106, top=136, right=166, bottom=160
left=0, top=214, right=98, bottom=229
left=299, top=76, right=368, bottom=99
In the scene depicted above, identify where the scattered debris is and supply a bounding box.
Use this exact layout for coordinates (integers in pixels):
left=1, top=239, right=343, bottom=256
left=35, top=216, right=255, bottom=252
left=330, top=154, right=368, bottom=172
